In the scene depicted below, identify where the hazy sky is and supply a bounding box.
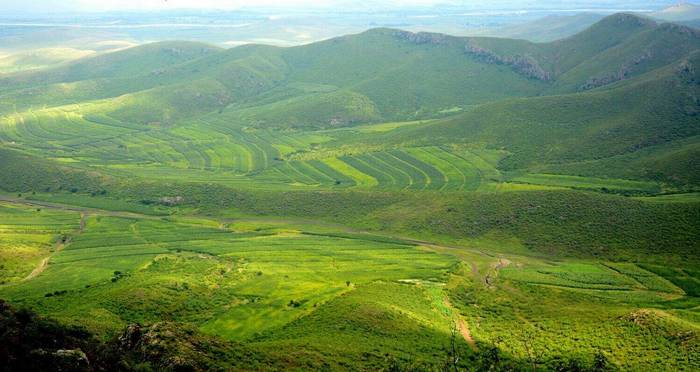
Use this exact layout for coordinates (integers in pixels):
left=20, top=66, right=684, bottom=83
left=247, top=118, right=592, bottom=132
left=0, top=0, right=679, bottom=13
left=5, top=0, right=453, bottom=12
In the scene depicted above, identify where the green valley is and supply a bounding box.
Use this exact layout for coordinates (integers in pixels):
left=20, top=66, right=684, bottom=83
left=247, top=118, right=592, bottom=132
left=0, top=7, right=698, bottom=372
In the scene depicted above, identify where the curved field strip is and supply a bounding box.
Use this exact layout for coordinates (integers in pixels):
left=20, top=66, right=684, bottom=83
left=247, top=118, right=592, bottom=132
left=149, top=130, right=209, bottom=169
left=0, top=128, right=12, bottom=142
left=406, top=147, right=464, bottom=191
left=375, top=152, right=425, bottom=190
left=293, top=161, right=336, bottom=184
left=257, top=131, right=304, bottom=149
left=454, top=149, right=501, bottom=181
left=197, top=120, right=264, bottom=172
left=382, top=151, right=430, bottom=190
left=189, top=142, right=212, bottom=169
left=83, top=113, right=144, bottom=130
left=222, top=141, right=253, bottom=172
left=60, top=112, right=134, bottom=144
left=358, top=153, right=412, bottom=189
left=269, top=162, right=318, bottom=185
left=33, top=112, right=75, bottom=142
left=342, top=155, right=397, bottom=188
left=307, top=160, right=356, bottom=187
left=123, top=132, right=183, bottom=165
left=13, top=114, right=59, bottom=149
left=157, top=130, right=210, bottom=169
left=430, top=147, right=483, bottom=191
left=369, top=152, right=414, bottom=190
left=389, top=150, right=446, bottom=190
left=1, top=208, right=456, bottom=341
left=212, top=128, right=271, bottom=171
left=229, top=133, right=270, bottom=171
left=50, top=111, right=136, bottom=148
left=321, top=158, right=377, bottom=187
left=246, top=132, right=282, bottom=168
left=205, top=148, right=222, bottom=169
left=135, top=133, right=184, bottom=165
left=209, top=143, right=235, bottom=169
left=287, top=161, right=323, bottom=185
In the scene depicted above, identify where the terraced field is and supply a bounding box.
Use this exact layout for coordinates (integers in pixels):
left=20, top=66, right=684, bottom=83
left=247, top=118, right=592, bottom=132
left=1, top=106, right=507, bottom=191
left=2, top=106, right=669, bottom=196
left=255, top=146, right=498, bottom=190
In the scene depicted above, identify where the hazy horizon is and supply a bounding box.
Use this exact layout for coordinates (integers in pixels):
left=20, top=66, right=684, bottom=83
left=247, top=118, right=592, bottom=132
left=0, top=0, right=686, bottom=14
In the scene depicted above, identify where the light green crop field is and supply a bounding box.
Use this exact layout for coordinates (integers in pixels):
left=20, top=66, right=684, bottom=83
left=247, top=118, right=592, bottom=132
left=510, top=173, right=663, bottom=193
left=0, top=202, right=79, bottom=284
left=0, top=206, right=455, bottom=340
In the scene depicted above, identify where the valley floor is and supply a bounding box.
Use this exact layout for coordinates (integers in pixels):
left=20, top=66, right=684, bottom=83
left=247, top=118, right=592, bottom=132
left=1, top=194, right=697, bottom=370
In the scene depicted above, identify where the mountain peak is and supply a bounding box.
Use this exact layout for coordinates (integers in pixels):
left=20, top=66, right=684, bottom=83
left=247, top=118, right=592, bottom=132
left=597, top=12, right=657, bottom=28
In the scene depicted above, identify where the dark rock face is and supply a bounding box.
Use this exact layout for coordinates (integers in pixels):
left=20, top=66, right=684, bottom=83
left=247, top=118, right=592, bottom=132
left=0, top=300, right=96, bottom=371
left=464, top=43, right=551, bottom=81
left=392, top=30, right=448, bottom=45
left=118, top=324, right=143, bottom=350
left=54, top=349, right=91, bottom=371
left=116, top=322, right=221, bottom=371
left=580, top=50, right=654, bottom=91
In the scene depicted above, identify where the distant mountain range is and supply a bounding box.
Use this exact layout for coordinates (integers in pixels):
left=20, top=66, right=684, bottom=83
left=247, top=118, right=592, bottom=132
left=0, top=13, right=698, bottom=189
left=652, top=2, right=700, bottom=21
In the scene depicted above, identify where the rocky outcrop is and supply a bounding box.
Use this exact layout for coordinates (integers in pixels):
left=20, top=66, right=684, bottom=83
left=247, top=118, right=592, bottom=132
left=117, top=322, right=226, bottom=371
left=580, top=50, right=654, bottom=91
left=392, top=30, right=448, bottom=45
left=464, top=43, right=551, bottom=81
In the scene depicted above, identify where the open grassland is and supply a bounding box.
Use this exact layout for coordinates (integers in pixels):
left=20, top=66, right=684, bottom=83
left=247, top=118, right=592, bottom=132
left=0, top=202, right=455, bottom=342
left=0, top=198, right=697, bottom=370
left=447, top=252, right=700, bottom=371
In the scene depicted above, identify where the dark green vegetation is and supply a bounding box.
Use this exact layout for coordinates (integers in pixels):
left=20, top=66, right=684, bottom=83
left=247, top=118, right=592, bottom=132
left=0, top=13, right=699, bottom=371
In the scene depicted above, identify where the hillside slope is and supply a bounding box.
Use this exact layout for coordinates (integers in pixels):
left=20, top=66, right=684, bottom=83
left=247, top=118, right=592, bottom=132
left=2, top=14, right=697, bottom=127
left=366, top=51, right=700, bottom=187
left=0, top=13, right=697, bottom=189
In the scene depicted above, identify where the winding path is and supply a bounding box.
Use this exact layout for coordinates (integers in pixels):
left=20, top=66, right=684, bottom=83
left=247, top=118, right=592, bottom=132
left=443, top=296, right=478, bottom=351
left=22, top=212, right=87, bottom=282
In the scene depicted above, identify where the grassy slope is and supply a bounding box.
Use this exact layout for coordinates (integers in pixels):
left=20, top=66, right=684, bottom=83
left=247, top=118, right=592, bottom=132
left=0, top=48, right=95, bottom=73
left=378, top=51, right=699, bottom=187
left=466, top=13, right=700, bottom=93
left=0, top=41, right=222, bottom=114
